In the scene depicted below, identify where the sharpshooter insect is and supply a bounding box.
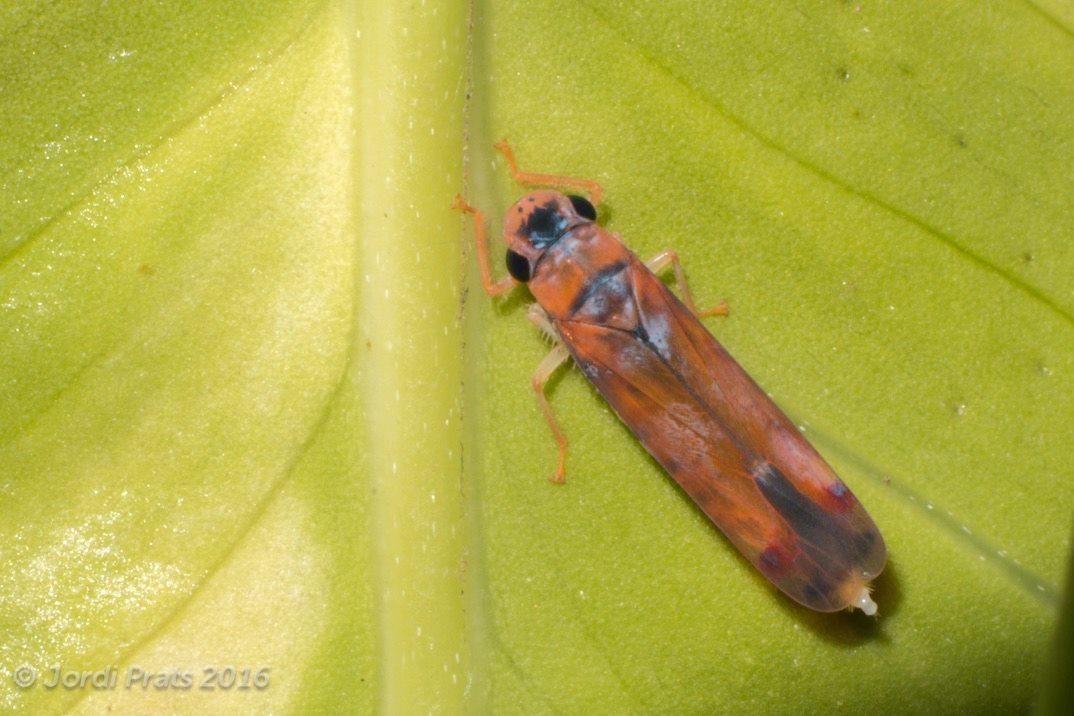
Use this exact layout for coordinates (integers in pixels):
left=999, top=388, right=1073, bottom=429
left=454, top=142, right=886, bottom=614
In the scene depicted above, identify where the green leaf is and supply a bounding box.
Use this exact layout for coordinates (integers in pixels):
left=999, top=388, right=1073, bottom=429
left=466, top=0, right=1072, bottom=712
left=1, top=0, right=1071, bottom=713
left=1039, top=532, right=1074, bottom=715
left=1, top=1, right=375, bottom=712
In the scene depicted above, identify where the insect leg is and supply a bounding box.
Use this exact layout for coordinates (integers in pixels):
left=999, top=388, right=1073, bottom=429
left=494, top=140, right=604, bottom=206
left=452, top=194, right=516, bottom=297
left=646, top=249, right=729, bottom=318
left=527, top=305, right=571, bottom=484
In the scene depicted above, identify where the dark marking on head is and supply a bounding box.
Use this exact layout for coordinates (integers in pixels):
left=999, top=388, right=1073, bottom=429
left=519, top=202, right=565, bottom=248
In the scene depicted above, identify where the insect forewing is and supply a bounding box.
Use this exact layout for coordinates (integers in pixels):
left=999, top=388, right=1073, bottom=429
left=556, top=252, right=885, bottom=612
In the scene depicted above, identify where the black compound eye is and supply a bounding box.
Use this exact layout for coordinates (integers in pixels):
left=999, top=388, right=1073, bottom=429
left=568, top=194, right=596, bottom=221
left=505, top=249, right=531, bottom=282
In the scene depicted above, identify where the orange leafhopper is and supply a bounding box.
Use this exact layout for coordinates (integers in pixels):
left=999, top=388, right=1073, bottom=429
left=454, top=142, right=886, bottom=614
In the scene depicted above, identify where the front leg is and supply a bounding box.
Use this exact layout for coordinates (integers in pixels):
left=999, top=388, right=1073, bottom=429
left=452, top=194, right=516, bottom=297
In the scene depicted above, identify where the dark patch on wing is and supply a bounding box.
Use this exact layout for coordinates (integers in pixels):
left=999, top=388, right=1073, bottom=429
left=754, top=463, right=876, bottom=563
